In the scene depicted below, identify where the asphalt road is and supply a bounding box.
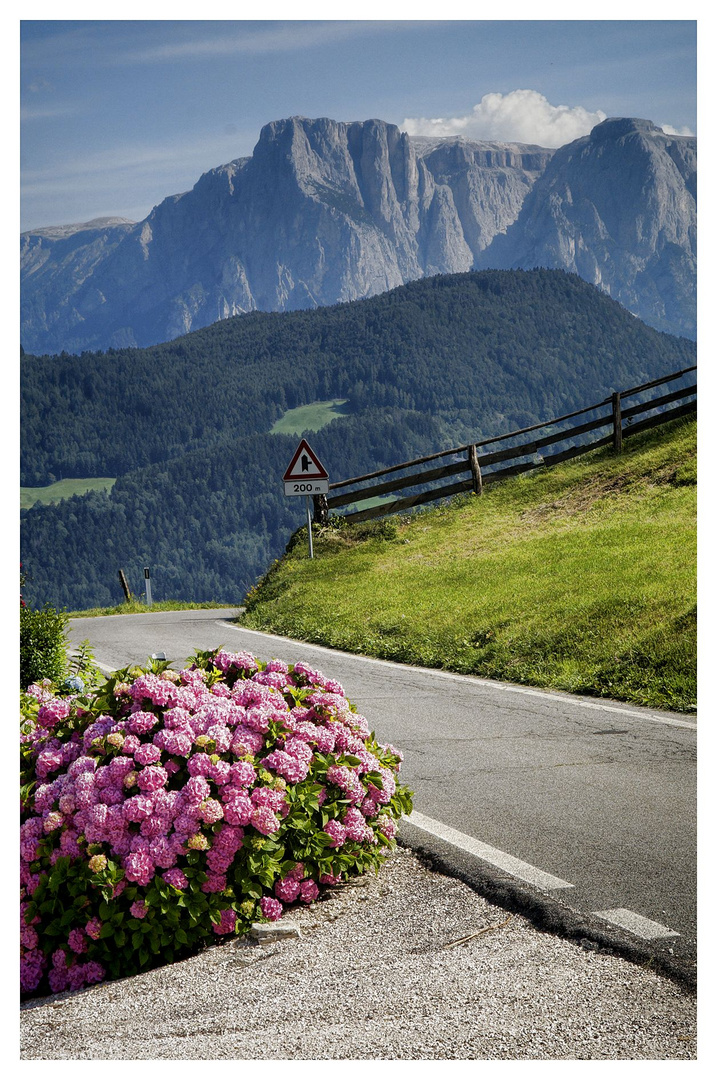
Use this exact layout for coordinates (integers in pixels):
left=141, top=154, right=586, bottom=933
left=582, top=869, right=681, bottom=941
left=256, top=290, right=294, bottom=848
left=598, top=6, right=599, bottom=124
left=68, top=608, right=697, bottom=980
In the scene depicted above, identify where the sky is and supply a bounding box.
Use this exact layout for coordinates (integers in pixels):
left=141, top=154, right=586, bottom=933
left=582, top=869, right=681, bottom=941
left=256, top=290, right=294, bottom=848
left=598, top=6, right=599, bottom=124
left=18, top=10, right=697, bottom=232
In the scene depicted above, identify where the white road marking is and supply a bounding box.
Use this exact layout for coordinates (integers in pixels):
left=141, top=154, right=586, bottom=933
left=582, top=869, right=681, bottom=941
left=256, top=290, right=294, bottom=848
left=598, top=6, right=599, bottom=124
left=404, top=810, right=575, bottom=891
left=592, top=908, right=680, bottom=940
left=576, top=700, right=696, bottom=730
left=219, top=622, right=697, bottom=731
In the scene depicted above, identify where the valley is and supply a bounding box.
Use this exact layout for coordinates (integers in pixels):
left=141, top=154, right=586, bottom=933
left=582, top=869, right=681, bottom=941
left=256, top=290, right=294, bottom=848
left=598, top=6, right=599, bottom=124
left=20, top=270, right=696, bottom=614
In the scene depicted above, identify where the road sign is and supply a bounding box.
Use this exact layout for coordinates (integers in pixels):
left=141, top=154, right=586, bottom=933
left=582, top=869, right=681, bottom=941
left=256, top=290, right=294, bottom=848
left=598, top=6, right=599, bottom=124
left=282, top=439, right=330, bottom=496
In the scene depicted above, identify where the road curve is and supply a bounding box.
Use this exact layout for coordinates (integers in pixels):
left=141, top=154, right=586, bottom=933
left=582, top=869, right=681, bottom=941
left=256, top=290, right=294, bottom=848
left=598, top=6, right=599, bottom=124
left=68, top=608, right=697, bottom=981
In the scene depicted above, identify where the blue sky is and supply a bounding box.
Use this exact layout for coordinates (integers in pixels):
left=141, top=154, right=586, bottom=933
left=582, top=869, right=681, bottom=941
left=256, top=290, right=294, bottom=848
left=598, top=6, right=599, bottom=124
left=20, top=14, right=697, bottom=231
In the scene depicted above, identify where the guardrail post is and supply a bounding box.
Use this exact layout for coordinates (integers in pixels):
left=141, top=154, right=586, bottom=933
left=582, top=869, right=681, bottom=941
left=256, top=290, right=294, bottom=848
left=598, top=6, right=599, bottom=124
left=612, top=392, right=623, bottom=454
left=312, top=493, right=329, bottom=524
left=468, top=445, right=483, bottom=495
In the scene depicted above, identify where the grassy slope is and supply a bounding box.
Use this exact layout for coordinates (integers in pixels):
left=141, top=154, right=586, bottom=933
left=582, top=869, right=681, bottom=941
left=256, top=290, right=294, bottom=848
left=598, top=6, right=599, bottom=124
left=21, top=477, right=115, bottom=510
left=241, top=417, right=696, bottom=712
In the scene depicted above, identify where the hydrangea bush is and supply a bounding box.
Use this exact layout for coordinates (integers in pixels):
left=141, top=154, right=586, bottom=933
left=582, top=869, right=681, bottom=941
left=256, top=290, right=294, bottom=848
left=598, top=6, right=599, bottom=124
left=20, top=649, right=413, bottom=997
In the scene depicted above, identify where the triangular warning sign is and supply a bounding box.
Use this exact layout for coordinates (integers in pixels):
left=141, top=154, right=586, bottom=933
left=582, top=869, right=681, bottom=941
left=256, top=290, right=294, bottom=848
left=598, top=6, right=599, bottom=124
left=282, top=439, right=329, bottom=481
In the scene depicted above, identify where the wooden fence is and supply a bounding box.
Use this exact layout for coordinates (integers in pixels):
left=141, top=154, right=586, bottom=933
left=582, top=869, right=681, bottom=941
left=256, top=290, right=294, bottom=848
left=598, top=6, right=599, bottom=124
left=313, top=365, right=696, bottom=525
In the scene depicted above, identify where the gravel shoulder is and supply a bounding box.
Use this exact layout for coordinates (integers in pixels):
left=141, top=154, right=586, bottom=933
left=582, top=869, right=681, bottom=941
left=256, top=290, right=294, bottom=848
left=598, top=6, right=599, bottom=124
left=20, top=846, right=696, bottom=1060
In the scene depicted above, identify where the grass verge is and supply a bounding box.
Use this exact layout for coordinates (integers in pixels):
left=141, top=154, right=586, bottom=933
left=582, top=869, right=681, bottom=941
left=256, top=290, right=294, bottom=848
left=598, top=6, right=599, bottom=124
left=240, top=417, right=696, bottom=713
left=68, top=600, right=239, bottom=618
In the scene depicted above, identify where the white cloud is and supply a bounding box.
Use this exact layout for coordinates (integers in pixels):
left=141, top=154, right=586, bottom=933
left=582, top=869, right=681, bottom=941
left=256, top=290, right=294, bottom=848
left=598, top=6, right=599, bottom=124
left=402, top=89, right=608, bottom=149
left=659, top=123, right=695, bottom=137
left=122, top=20, right=390, bottom=64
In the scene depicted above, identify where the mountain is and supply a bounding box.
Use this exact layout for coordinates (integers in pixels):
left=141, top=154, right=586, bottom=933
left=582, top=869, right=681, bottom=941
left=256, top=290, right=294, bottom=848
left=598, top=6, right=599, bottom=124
left=21, top=117, right=553, bottom=354
left=20, top=270, right=696, bottom=610
left=20, top=116, right=696, bottom=355
left=478, top=118, right=696, bottom=338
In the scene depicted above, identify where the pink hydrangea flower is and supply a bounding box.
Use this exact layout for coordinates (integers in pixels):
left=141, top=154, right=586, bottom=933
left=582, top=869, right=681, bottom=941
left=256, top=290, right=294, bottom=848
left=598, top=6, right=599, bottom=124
left=82, top=961, right=105, bottom=985
left=164, top=730, right=192, bottom=756
left=121, top=734, right=142, bottom=756
left=260, top=896, right=283, bottom=921
left=377, top=815, right=397, bottom=839
left=206, top=724, right=232, bottom=753
left=208, top=759, right=231, bottom=785
left=250, top=805, right=281, bottom=836
left=163, top=868, right=188, bottom=890
left=187, top=752, right=213, bottom=777
left=68, top=928, right=88, bottom=954
left=85, top=916, right=102, bottom=939
left=274, top=877, right=301, bottom=903
left=136, top=764, right=168, bottom=794
left=342, top=806, right=369, bottom=842
left=43, top=811, right=64, bottom=834
left=134, top=743, right=162, bottom=766
left=124, top=850, right=155, bottom=886
left=182, top=776, right=211, bottom=805
left=319, top=872, right=343, bottom=885
left=148, top=836, right=178, bottom=869
left=37, top=698, right=72, bottom=728
left=324, top=819, right=347, bottom=848
left=212, top=908, right=238, bottom=935
left=228, top=761, right=256, bottom=787
left=300, top=879, right=319, bottom=904
left=123, top=793, right=155, bottom=822
left=198, top=798, right=224, bottom=824
left=130, top=900, right=148, bottom=919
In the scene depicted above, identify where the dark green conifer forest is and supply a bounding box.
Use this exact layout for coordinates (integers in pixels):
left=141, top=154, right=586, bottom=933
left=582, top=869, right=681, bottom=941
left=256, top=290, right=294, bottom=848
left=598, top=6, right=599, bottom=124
left=20, top=270, right=696, bottom=610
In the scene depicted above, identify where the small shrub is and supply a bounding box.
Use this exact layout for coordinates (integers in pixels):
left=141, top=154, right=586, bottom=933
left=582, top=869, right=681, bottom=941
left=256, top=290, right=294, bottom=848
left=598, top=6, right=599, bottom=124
left=20, top=649, right=413, bottom=998
left=20, top=604, right=69, bottom=690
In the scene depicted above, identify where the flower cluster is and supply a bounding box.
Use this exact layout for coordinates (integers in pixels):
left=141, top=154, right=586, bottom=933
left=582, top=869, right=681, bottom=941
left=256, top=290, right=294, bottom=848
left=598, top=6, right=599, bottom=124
left=20, top=650, right=412, bottom=997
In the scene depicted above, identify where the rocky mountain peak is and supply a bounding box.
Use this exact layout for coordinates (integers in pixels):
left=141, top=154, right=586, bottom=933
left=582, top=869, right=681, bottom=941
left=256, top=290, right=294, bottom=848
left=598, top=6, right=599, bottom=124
left=20, top=114, right=696, bottom=354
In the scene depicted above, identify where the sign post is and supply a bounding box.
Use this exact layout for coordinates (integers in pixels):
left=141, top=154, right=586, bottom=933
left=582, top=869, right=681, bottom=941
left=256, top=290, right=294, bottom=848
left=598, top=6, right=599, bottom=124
left=282, top=439, right=330, bottom=559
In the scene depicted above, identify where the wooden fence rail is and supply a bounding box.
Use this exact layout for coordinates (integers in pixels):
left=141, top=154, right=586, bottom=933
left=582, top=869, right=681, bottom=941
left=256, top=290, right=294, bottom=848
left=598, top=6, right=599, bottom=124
left=314, top=365, right=696, bottom=525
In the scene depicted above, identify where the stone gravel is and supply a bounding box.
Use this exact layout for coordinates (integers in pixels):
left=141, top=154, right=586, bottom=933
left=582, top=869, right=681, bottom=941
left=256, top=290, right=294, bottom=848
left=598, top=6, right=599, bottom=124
left=20, top=846, right=696, bottom=1060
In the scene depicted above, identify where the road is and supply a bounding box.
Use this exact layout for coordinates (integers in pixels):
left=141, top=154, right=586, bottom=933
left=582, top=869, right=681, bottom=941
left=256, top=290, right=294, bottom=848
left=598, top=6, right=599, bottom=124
left=68, top=607, right=697, bottom=979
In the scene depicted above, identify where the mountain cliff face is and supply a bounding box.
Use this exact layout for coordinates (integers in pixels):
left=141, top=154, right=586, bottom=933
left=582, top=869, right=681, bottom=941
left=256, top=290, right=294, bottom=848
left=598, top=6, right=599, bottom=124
left=20, top=115, right=696, bottom=355
left=478, top=118, right=696, bottom=338
left=20, top=118, right=551, bottom=355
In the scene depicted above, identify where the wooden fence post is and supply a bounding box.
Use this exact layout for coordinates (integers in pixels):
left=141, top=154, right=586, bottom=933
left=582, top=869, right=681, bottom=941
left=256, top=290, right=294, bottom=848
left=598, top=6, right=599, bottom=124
left=118, top=569, right=132, bottom=601
left=312, top=493, right=329, bottom=524
left=612, top=392, right=623, bottom=454
left=468, top=445, right=483, bottom=495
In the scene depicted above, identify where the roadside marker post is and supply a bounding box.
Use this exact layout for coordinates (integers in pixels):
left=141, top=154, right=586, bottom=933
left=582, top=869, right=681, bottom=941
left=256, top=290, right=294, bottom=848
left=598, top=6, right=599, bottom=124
left=282, top=439, right=329, bottom=559
left=144, top=566, right=153, bottom=606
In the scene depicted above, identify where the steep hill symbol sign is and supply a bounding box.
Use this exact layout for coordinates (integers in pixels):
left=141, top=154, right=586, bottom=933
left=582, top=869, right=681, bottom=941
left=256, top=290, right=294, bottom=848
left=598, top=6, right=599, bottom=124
left=282, top=439, right=330, bottom=496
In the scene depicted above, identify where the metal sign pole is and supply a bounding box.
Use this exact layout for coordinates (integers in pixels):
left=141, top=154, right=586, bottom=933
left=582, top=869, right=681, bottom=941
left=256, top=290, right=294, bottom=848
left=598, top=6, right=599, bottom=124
left=305, top=496, right=314, bottom=558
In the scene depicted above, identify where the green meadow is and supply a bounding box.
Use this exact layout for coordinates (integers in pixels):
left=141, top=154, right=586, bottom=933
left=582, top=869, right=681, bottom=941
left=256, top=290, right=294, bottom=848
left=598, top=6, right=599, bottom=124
left=269, top=399, right=349, bottom=435
left=241, top=417, right=696, bottom=712
left=21, top=477, right=116, bottom=510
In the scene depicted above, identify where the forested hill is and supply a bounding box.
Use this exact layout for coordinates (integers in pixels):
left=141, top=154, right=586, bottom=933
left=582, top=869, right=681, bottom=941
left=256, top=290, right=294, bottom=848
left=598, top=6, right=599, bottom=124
left=21, top=270, right=696, bottom=611
left=21, top=270, right=695, bottom=486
